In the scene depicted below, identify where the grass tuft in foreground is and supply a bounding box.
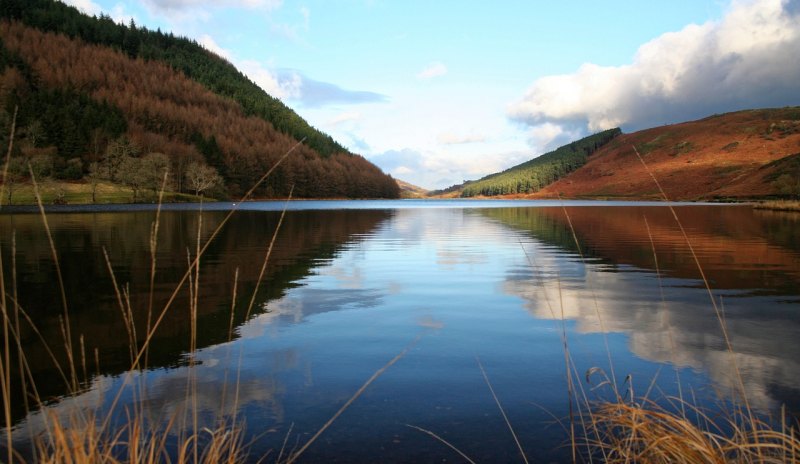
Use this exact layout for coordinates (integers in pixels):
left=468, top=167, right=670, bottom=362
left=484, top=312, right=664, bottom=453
left=582, top=398, right=799, bottom=463
left=32, top=411, right=246, bottom=464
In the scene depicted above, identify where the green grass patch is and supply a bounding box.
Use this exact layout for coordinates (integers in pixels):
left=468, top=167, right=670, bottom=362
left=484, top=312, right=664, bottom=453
left=670, top=141, right=695, bottom=156
left=636, top=133, right=671, bottom=155
left=712, top=165, right=741, bottom=178
left=1, top=181, right=207, bottom=205
left=721, top=141, right=740, bottom=152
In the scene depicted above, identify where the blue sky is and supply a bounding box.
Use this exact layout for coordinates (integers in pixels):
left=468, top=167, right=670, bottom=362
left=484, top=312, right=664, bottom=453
left=65, top=0, right=800, bottom=189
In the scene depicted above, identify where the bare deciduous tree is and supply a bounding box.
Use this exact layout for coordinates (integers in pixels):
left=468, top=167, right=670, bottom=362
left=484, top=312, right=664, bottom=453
left=140, top=152, right=171, bottom=196
left=185, top=161, right=223, bottom=198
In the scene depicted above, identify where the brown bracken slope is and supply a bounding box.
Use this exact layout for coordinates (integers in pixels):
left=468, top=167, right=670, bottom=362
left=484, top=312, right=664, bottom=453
left=531, top=108, right=800, bottom=200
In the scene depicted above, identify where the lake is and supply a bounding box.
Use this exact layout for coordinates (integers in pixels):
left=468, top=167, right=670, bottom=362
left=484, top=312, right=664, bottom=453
left=2, top=200, right=799, bottom=462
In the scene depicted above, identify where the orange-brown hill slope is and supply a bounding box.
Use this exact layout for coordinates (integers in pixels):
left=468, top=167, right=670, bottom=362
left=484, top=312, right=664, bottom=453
left=533, top=108, right=800, bottom=200
left=0, top=20, right=398, bottom=199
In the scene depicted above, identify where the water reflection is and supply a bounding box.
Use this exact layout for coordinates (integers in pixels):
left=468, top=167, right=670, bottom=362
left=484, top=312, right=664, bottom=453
left=482, top=206, right=800, bottom=414
left=0, top=208, right=393, bottom=423
left=3, top=203, right=800, bottom=462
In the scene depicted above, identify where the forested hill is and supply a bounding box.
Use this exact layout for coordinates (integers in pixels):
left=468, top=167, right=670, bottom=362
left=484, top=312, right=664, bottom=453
left=457, top=128, right=621, bottom=197
left=0, top=0, right=399, bottom=199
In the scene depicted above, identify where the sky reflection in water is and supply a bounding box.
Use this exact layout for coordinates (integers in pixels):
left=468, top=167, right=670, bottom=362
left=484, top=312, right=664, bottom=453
left=6, top=202, right=800, bottom=462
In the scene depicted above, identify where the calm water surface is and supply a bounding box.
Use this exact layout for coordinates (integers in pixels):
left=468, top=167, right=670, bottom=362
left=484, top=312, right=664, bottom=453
left=2, top=200, right=799, bottom=462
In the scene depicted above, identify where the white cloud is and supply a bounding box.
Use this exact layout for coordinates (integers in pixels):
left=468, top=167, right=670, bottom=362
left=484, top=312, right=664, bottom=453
left=239, top=61, right=302, bottom=100
left=198, top=34, right=231, bottom=60
left=416, top=62, right=448, bottom=79
left=110, top=3, right=136, bottom=24
left=367, top=148, right=529, bottom=190
left=437, top=131, right=486, bottom=145
left=508, top=0, right=800, bottom=137
left=143, top=0, right=283, bottom=13
left=328, top=111, right=362, bottom=127
left=300, top=6, right=311, bottom=30
left=60, top=0, right=102, bottom=15
left=393, top=166, right=414, bottom=175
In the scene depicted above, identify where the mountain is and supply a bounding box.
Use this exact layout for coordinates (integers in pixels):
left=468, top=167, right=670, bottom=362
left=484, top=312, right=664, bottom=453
left=532, top=108, right=800, bottom=200
left=437, top=128, right=621, bottom=197
left=0, top=0, right=399, bottom=200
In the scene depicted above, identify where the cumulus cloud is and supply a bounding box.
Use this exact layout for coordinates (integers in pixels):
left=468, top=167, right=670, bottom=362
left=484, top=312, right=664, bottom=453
left=417, top=62, right=448, bottom=79
left=508, top=0, right=800, bottom=142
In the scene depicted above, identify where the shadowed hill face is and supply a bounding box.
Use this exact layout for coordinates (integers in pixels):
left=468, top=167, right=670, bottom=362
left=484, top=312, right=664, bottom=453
left=533, top=108, right=800, bottom=200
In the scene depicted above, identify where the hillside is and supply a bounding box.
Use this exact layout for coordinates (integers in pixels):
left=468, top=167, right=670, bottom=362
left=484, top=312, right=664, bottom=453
left=452, top=128, right=621, bottom=197
left=0, top=0, right=399, bottom=200
left=396, top=179, right=429, bottom=198
left=533, top=108, right=800, bottom=200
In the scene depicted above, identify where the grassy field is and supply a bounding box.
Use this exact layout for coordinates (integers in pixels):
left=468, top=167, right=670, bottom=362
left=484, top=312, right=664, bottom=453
left=1, top=180, right=207, bottom=205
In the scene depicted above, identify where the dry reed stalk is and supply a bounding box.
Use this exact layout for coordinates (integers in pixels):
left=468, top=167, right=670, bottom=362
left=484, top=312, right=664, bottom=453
left=518, top=238, right=602, bottom=462
left=285, top=335, right=421, bottom=464
left=0, top=107, right=17, bottom=464
left=144, top=170, right=170, bottom=372
left=405, top=424, right=477, bottom=464
left=476, top=356, right=529, bottom=464
left=631, top=146, right=752, bottom=416
left=642, top=214, right=687, bottom=420
left=29, top=165, right=78, bottom=393
left=245, top=186, right=294, bottom=321
left=557, top=196, right=619, bottom=395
